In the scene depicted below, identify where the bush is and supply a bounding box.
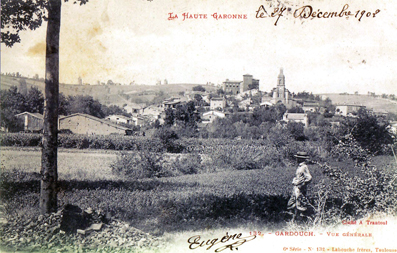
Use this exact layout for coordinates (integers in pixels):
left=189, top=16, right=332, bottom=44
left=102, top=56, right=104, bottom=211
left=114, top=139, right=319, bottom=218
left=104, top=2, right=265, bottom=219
left=341, top=108, right=394, bottom=155
left=287, top=122, right=306, bottom=141
left=111, top=151, right=207, bottom=179
left=153, top=127, right=184, bottom=153
left=0, top=133, right=41, bottom=146
left=111, top=151, right=166, bottom=179
left=209, top=143, right=285, bottom=170
left=166, top=154, right=203, bottom=175
left=330, top=134, right=369, bottom=165
left=310, top=138, right=397, bottom=226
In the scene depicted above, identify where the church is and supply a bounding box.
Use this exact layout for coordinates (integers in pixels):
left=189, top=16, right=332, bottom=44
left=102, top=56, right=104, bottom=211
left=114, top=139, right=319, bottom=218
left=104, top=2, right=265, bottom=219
left=262, top=68, right=297, bottom=109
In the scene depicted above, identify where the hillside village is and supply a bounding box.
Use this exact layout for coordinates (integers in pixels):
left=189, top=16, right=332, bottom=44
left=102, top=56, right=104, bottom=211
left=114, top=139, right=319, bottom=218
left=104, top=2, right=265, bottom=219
left=1, top=69, right=397, bottom=136
left=2, top=68, right=397, bottom=253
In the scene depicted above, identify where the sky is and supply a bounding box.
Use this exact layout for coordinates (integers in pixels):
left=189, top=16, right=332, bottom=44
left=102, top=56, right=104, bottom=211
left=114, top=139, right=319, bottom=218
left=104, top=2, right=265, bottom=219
left=1, top=0, right=397, bottom=95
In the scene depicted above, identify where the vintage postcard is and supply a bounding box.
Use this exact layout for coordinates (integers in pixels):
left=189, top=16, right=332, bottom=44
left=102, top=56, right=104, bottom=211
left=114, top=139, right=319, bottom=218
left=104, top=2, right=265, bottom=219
left=1, top=0, right=396, bottom=252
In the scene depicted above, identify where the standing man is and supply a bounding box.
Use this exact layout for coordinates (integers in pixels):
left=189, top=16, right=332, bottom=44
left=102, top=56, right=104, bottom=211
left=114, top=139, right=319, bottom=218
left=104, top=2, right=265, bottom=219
left=287, top=152, right=312, bottom=221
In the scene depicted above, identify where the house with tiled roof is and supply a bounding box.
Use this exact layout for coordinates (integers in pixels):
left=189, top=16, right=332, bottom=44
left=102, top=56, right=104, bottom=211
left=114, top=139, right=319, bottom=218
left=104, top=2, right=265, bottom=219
left=59, top=113, right=131, bottom=135
left=106, top=115, right=132, bottom=125
left=202, top=111, right=226, bottom=124
left=335, top=104, right=366, bottom=117
left=15, top=112, right=43, bottom=132
left=282, top=113, right=309, bottom=127
left=210, top=97, right=226, bottom=110
left=302, top=102, right=320, bottom=112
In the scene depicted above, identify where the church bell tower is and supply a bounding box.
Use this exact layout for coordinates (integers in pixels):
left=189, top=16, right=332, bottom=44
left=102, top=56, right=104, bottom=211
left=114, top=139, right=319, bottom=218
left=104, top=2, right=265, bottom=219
left=277, top=68, right=285, bottom=99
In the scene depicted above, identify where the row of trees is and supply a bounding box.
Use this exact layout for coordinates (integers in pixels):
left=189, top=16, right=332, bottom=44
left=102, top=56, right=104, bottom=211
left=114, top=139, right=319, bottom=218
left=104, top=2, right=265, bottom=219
left=154, top=96, right=394, bottom=156
left=381, top=93, right=397, bottom=100
left=156, top=100, right=394, bottom=156
left=200, top=106, right=394, bottom=155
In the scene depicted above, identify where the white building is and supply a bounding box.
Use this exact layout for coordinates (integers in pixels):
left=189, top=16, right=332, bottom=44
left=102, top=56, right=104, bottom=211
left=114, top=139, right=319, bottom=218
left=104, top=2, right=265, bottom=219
left=335, top=105, right=365, bottom=117
left=106, top=115, right=132, bottom=125
left=202, top=111, right=226, bottom=124
left=282, top=113, right=309, bottom=127
left=302, top=102, right=320, bottom=113
left=210, top=97, right=226, bottom=110
left=124, top=103, right=146, bottom=114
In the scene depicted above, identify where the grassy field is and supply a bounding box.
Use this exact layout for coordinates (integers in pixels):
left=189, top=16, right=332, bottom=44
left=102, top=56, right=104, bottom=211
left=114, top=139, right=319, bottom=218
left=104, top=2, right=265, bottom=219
left=0, top=147, right=313, bottom=233
left=1, top=147, right=396, bottom=235
left=1, top=147, right=118, bottom=180
left=321, top=93, right=397, bottom=114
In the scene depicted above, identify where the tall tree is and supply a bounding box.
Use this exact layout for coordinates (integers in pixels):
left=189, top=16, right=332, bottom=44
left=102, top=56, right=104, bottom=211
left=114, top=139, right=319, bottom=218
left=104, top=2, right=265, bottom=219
left=25, top=86, right=45, bottom=113
left=40, top=0, right=61, bottom=214
left=193, top=94, right=203, bottom=107
left=67, top=95, right=105, bottom=118
left=350, top=108, right=393, bottom=154
left=2, top=0, right=89, bottom=214
left=0, top=86, right=26, bottom=132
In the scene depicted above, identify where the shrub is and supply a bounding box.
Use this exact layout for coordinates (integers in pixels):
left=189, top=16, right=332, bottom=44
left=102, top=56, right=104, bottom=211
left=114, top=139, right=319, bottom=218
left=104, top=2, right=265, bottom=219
left=340, top=108, right=394, bottom=155
left=111, top=150, right=166, bottom=179
left=168, top=154, right=202, bottom=175
left=209, top=144, right=285, bottom=170
left=0, top=133, right=41, bottom=146
left=286, top=122, right=306, bottom=141
left=310, top=138, right=397, bottom=226
left=153, top=127, right=184, bottom=153
left=330, top=134, right=369, bottom=165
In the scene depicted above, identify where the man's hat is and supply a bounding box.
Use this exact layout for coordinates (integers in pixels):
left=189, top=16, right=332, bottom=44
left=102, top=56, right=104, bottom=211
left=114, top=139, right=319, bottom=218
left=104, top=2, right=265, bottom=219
left=294, top=152, right=309, bottom=159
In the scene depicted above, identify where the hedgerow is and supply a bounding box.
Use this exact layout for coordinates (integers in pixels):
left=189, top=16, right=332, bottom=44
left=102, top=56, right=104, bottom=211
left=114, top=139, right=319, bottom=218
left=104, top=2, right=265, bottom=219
left=0, top=133, right=41, bottom=147
left=0, top=133, right=168, bottom=152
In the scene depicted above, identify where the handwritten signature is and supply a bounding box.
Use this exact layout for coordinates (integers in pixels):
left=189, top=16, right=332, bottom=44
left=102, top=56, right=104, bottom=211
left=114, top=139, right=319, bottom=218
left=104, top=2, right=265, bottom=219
left=187, top=232, right=256, bottom=252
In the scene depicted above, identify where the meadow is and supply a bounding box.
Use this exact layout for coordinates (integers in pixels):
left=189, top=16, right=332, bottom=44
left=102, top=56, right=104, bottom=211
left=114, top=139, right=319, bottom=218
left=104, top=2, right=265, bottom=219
left=1, top=147, right=396, bottom=235
left=320, top=93, right=397, bottom=114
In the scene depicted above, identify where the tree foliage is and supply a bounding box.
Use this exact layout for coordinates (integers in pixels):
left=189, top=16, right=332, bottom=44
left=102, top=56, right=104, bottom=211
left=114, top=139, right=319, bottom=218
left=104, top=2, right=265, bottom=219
left=0, top=86, right=131, bottom=131
left=193, top=94, right=203, bottom=106
left=0, top=87, right=25, bottom=132
left=192, top=85, right=205, bottom=92
left=67, top=95, right=104, bottom=118
left=0, top=86, right=44, bottom=132
left=1, top=0, right=89, bottom=47
left=25, top=86, right=44, bottom=114
left=251, top=103, right=286, bottom=125
left=294, top=91, right=321, bottom=101
left=163, top=101, right=200, bottom=129
left=350, top=108, right=394, bottom=154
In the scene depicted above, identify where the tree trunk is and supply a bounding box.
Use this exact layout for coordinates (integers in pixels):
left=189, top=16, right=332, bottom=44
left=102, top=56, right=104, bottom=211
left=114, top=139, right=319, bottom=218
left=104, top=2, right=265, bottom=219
left=40, top=0, right=61, bottom=214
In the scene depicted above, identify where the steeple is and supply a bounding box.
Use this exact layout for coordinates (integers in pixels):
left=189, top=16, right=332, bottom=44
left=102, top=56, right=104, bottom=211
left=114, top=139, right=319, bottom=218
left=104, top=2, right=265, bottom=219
left=278, top=68, right=284, bottom=76
left=277, top=68, right=285, bottom=87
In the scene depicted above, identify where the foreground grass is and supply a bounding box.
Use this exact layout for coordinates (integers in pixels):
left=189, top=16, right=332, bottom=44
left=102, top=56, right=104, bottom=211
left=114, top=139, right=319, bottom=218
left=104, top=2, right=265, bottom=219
left=1, top=168, right=298, bottom=234
left=1, top=148, right=396, bottom=234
